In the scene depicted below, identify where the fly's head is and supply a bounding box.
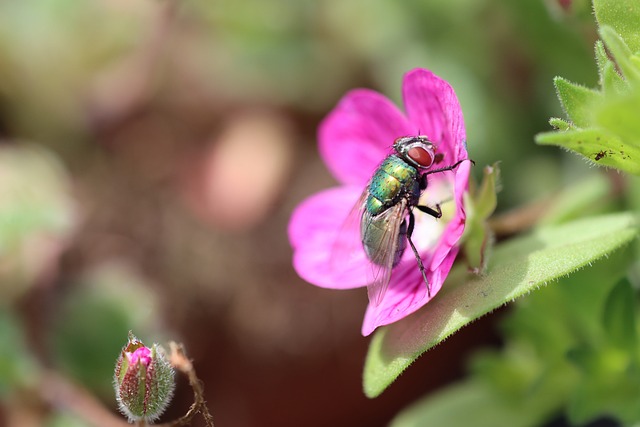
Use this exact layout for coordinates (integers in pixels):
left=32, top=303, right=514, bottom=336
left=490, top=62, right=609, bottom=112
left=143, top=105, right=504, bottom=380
left=393, top=136, right=436, bottom=170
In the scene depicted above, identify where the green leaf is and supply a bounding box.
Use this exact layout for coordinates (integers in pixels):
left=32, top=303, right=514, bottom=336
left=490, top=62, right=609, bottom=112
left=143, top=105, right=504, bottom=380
left=536, top=128, right=640, bottom=174
left=363, top=212, right=639, bottom=398
left=549, top=117, right=573, bottom=131
left=473, top=163, right=500, bottom=220
left=594, top=0, right=640, bottom=53
left=599, top=26, right=640, bottom=83
left=538, top=81, right=640, bottom=176
left=463, top=163, right=499, bottom=272
left=595, top=40, right=627, bottom=94
left=593, top=86, right=640, bottom=164
left=506, top=246, right=633, bottom=355
left=602, top=278, right=637, bottom=351
left=389, top=379, right=555, bottom=427
left=595, top=40, right=610, bottom=75
left=467, top=249, right=632, bottom=427
left=553, top=77, right=602, bottom=127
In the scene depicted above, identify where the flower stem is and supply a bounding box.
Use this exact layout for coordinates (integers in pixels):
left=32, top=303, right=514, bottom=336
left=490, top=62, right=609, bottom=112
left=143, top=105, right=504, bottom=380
left=161, top=342, right=215, bottom=427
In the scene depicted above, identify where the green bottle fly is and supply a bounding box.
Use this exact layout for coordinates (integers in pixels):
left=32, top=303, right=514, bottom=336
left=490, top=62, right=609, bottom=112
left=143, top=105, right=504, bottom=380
left=352, top=135, right=468, bottom=305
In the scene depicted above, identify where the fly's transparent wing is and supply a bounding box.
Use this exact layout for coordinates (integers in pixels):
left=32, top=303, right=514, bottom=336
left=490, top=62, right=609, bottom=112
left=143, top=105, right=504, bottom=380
left=362, top=199, right=407, bottom=306
left=329, top=188, right=369, bottom=279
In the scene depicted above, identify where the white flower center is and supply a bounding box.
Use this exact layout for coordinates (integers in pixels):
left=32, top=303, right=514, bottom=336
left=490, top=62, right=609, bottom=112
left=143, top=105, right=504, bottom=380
left=409, top=176, right=455, bottom=255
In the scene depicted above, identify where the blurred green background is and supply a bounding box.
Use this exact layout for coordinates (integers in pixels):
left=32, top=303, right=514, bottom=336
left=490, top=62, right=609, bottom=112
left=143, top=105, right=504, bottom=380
left=0, top=0, right=600, bottom=426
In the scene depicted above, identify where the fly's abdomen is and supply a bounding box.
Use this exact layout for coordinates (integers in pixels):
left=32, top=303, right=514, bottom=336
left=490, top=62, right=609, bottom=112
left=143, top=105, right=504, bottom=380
left=361, top=213, right=407, bottom=267
left=366, top=156, right=418, bottom=216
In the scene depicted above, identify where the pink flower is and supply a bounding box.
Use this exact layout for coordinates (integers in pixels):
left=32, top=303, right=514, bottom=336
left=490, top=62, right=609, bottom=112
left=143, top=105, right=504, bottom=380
left=288, top=68, right=470, bottom=336
left=127, top=347, right=152, bottom=366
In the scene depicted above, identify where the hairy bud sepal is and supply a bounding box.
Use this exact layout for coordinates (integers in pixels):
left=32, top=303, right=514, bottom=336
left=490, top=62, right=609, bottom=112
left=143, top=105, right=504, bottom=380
left=114, top=332, right=175, bottom=423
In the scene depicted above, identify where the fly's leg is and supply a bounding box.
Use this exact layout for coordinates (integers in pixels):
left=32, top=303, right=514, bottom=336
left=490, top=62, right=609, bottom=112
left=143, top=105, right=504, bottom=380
left=416, top=204, right=442, bottom=219
left=424, top=158, right=474, bottom=177
left=418, top=156, right=472, bottom=189
left=407, top=210, right=431, bottom=297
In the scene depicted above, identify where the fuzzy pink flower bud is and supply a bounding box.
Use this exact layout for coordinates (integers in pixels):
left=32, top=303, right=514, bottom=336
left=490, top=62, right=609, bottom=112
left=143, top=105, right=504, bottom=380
left=114, top=332, right=175, bottom=423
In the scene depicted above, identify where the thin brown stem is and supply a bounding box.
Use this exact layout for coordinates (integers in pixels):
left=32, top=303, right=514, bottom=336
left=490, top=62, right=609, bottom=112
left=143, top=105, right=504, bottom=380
left=158, top=342, right=214, bottom=427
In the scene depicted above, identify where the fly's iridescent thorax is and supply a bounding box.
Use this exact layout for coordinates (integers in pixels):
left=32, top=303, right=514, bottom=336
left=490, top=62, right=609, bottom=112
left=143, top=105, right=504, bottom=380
left=365, top=155, right=418, bottom=216
left=364, top=136, right=436, bottom=217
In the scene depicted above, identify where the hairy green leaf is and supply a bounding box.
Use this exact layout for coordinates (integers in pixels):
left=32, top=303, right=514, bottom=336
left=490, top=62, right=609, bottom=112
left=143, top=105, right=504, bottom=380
left=536, top=128, right=640, bottom=174
left=553, top=77, right=601, bottom=127
left=363, top=213, right=638, bottom=398
left=463, top=163, right=499, bottom=273
left=549, top=117, right=573, bottom=131
left=599, top=26, right=640, bottom=83
left=595, top=40, right=627, bottom=94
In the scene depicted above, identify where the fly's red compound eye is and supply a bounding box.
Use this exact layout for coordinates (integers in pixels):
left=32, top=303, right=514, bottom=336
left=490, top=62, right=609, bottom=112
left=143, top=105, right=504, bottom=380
left=407, top=146, right=434, bottom=167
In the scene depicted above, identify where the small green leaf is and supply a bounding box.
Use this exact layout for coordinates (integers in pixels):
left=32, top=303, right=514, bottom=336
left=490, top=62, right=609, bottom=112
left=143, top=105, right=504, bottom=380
left=473, top=163, right=500, bottom=220
left=463, top=163, right=499, bottom=273
left=602, top=61, right=630, bottom=95
left=553, top=77, right=602, bottom=127
left=595, top=40, right=609, bottom=76
left=549, top=117, right=573, bottom=131
left=602, top=278, right=637, bottom=350
left=595, top=40, right=627, bottom=94
left=594, top=0, right=640, bottom=53
left=536, top=128, right=640, bottom=174
left=599, top=26, right=640, bottom=83
left=363, top=212, right=638, bottom=398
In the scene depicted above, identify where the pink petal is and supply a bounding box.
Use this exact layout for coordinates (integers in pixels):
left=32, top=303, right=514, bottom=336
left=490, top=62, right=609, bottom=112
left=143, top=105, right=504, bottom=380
left=288, top=186, right=370, bottom=289
left=361, top=245, right=459, bottom=336
left=402, top=69, right=467, bottom=164
left=319, top=89, right=413, bottom=186
left=127, top=347, right=151, bottom=366
left=428, top=161, right=470, bottom=270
